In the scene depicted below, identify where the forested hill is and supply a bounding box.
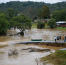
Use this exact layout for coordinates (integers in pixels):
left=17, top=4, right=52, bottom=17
left=0, top=1, right=66, bottom=19
left=0, top=1, right=66, bottom=13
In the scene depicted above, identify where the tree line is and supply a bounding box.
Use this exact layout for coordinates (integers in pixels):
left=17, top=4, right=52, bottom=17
left=0, top=1, right=66, bottom=20
left=0, top=8, right=32, bottom=36
left=0, top=1, right=66, bottom=35
left=0, top=7, right=66, bottom=35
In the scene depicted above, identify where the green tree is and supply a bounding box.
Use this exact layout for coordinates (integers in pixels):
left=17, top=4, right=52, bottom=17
left=6, top=8, right=19, bottom=29
left=48, top=19, right=56, bottom=28
left=39, top=6, right=50, bottom=19
left=52, top=10, right=66, bottom=21
left=0, top=1, right=66, bottom=18
left=7, top=8, right=14, bottom=19
left=0, top=13, right=8, bottom=35
left=9, top=19, right=18, bottom=30
left=12, top=14, right=32, bottom=35
left=37, top=19, right=45, bottom=29
left=6, top=8, right=18, bottom=20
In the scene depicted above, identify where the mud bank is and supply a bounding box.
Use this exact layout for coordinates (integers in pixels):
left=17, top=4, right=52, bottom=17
left=31, top=42, right=66, bottom=47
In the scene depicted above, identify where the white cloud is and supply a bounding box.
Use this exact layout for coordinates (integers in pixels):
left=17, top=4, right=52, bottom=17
left=0, top=0, right=66, bottom=3
left=18, top=0, right=62, bottom=3
left=60, top=0, right=66, bottom=1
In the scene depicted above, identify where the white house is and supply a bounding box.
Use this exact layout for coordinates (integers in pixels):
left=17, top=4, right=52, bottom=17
left=56, top=21, right=66, bottom=27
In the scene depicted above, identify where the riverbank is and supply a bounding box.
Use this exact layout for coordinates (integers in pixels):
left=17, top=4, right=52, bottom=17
left=41, top=50, right=66, bottom=65
left=34, top=42, right=66, bottom=65
left=27, top=43, right=64, bottom=51
left=55, top=27, right=66, bottom=30
left=32, top=23, right=66, bottom=30
left=31, top=42, right=66, bottom=48
left=0, top=42, right=65, bottom=65
left=28, top=42, right=66, bottom=65
left=27, top=43, right=65, bottom=65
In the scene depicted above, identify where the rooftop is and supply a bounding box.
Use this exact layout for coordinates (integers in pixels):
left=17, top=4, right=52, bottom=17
left=56, top=21, right=66, bottom=23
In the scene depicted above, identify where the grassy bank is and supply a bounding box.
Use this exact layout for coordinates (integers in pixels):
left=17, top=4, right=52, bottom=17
left=41, top=50, right=66, bottom=65
left=55, top=27, right=66, bottom=30
left=31, top=23, right=66, bottom=30
left=31, top=23, right=49, bottom=28
left=31, top=23, right=37, bottom=28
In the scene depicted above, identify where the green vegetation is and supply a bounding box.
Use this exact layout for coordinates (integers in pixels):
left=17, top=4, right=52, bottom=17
left=45, top=23, right=50, bottom=29
left=39, top=6, right=50, bottom=18
left=31, top=20, right=45, bottom=29
left=32, top=23, right=37, bottom=26
left=7, top=8, right=18, bottom=20
left=55, top=27, right=66, bottom=30
left=5, top=8, right=19, bottom=29
left=48, top=19, right=56, bottom=28
left=0, top=13, right=8, bottom=35
left=31, top=23, right=37, bottom=28
left=0, top=8, right=32, bottom=35
left=12, top=14, right=32, bottom=35
left=41, top=50, right=66, bottom=65
left=37, top=20, right=45, bottom=29
left=32, top=27, right=37, bottom=28
left=0, top=1, right=66, bottom=35
left=52, top=10, right=66, bottom=21
left=31, top=22, right=66, bottom=30
left=32, top=23, right=50, bottom=29
left=0, top=1, right=66, bottom=20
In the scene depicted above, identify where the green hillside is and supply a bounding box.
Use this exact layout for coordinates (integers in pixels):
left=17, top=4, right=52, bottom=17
left=0, top=1, right=66, bottom=20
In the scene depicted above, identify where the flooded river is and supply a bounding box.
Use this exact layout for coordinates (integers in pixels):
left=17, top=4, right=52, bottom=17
left=0, top=44, right=55, bottom=65
left=0, top=28, right=66, bottom=43
left=0, top=28, right=66, bottom=65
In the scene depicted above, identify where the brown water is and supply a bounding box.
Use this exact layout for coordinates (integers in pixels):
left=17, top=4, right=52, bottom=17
left=0, top=28, right=66, bottom=65
left=0, top=44, right=55, bottom=65
left=0, top=28, right=66, bottom=44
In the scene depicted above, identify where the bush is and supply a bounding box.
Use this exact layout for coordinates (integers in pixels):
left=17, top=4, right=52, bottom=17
left=37, top=19, right=45, bottom=29
left=48, top=18, right=56, bottom=28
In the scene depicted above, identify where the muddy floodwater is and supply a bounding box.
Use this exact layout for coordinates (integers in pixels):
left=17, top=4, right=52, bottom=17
left=0, top=44, right=55, bottom=65
left=0, top=28, right=66, bottom=43
left=0, top=28, right=66, bottom=65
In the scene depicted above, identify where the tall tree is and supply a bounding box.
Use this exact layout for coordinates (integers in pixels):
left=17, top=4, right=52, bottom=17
left=52, top=10, right=66, bottom=21
left=12, top=14, right=32, bottom=35
left=6, top=8, right=19, bottom=29
left=39, top=6, right=50, bottom=19
left=7, top=8, right=14, bottom=19
left=48, top=18, right=56, bottom=28
left=0, top=13, right=8, bottom=35
left=7, top=8, right=18, bottom=20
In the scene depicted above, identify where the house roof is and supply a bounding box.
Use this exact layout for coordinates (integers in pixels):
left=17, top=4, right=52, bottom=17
left=56, top=21, right=66, bottom=23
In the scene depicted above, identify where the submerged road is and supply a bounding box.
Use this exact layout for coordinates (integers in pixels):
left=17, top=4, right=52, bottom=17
left=12, top=40, right=66, bottom=45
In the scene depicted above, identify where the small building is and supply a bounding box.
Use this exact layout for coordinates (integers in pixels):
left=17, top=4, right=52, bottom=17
left=56, top=21, right=66, bottom=27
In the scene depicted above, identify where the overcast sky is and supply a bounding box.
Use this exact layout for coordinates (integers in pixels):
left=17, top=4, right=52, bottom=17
left=0, top=0, right=66, bottom=4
